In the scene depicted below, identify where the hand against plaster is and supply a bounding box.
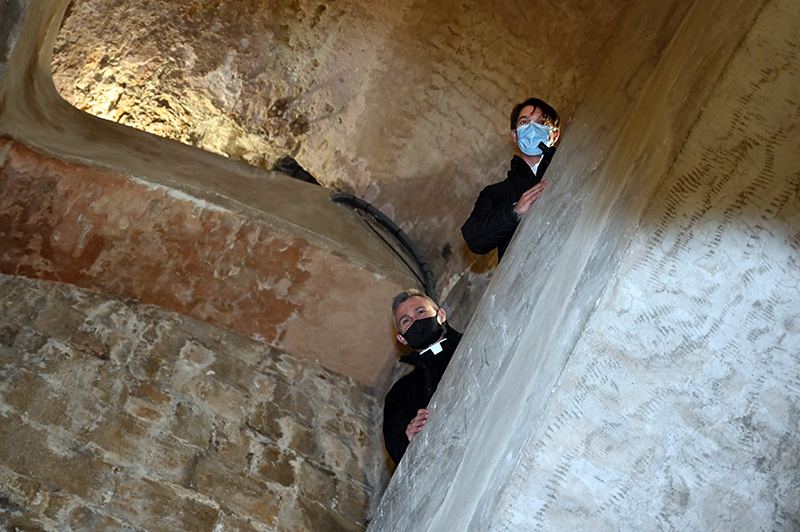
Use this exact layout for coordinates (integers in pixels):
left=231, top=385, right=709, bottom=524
left=513, top=181, right=547, bottom=217
left=406, top=409, right=429, bottom=441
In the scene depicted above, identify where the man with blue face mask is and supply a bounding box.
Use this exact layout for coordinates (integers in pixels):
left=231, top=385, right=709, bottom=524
left=382, top=288, right=463, bottom=465
left=461, top=97, right=561, bottom=260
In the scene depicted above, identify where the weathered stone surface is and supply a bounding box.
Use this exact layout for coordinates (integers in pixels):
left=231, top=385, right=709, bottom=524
left=279, top=494, right=365, bottom=532
left=108, top=477, right=221, bottom=532
left=0, top=139, right=406, bottom=386
left=0, top=412, right=117, bottom=501
left=0, top=275, right=383, bottom=530
left=334, top=477, right=371, bottom=525
left=257, top=444, right=297, bottom=488
left=66, top=506, right=133, bottom=532
left=297, top=459, right=337, bottom=506
left=369, top=0, right=800, bottom=530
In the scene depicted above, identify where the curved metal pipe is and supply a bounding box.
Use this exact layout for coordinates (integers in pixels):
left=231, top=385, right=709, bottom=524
left=331, top=193, right=437, bottom=303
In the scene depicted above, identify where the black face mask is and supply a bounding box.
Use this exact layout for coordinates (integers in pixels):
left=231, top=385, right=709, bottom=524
left=402, top=316, right=445, bottom=350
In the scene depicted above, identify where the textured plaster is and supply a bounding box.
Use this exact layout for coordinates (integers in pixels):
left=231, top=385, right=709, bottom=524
left=0, top=140, right=410, bottom=386
left=369, top=0, right=799, bottom=529
left=47, top=0, right=631, bottom=317
left=487, top=0, right=800, bottom=527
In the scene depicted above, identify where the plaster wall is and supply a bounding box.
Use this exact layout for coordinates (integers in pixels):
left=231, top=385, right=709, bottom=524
left=369, top=0, right=800, bottom=529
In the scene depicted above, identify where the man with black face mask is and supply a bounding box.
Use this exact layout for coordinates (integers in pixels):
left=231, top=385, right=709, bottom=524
left=382, top=288, right=463, bottom=465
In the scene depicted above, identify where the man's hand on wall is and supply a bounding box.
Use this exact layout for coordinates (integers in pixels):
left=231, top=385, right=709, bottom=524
left=513, top=181, right=548, bottom=217
left=406, top=409, right=430, bottom=441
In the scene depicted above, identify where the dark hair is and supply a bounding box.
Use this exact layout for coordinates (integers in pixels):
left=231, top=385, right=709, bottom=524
left=510, top=98, right=560, bottom=131
left=391, top=288, right=437, bottom=330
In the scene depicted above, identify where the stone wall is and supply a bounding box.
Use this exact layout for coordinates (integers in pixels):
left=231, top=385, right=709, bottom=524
left=48, top=0, right=632, bottom=321
left=368, top=0, right=800, bottom=529
left=0, top=274, right=386, bottom=531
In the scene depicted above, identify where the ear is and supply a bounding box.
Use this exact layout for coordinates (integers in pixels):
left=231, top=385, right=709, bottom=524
left=511, top=128, right=518, bottom=144
left=437, top=307, right=447, bottom=323
left=396, top=333, right=408, bottom=345
left=551, top=127, right=561, bottom=145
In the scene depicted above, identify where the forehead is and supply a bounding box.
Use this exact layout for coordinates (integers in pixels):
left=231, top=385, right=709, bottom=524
left=394, top=296, right=435, bottom=320
left=517, top=105, right=546, bottom=122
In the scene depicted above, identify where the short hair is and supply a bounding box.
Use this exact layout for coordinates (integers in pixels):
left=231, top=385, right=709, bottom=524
left=391, top=288, right=438, bottom=331
left=510, top=98, right=560, bottom=131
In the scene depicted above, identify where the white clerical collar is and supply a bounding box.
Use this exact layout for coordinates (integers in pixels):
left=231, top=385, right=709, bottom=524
left=530, top=160, right=541, bottom=175
left=419, top=337, right=447, bottom=355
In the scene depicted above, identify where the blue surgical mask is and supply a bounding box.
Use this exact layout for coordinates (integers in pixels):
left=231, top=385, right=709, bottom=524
left=516, top=122, right=552, bottom=156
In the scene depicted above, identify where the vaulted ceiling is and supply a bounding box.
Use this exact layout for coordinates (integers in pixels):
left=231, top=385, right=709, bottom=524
left=2, top=0, right=629, bottom=387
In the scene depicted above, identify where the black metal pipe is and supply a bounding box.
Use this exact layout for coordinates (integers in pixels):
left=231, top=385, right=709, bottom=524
left=330, top=193, right=437, bottom=302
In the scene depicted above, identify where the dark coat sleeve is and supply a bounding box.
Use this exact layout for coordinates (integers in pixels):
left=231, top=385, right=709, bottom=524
left=382, top=377, right=417, bottom=465
left=460, top=185, right=521, bottom=255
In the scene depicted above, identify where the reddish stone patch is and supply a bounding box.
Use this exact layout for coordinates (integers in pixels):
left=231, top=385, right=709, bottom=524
left=0, top=140, right=402, bottom=384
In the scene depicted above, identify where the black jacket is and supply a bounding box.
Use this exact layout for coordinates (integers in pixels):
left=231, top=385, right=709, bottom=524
left=461, top=148, right=555, bottom=259
left=382, top=325, right=463, bottom=465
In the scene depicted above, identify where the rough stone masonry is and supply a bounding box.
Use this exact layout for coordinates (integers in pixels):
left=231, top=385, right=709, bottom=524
left=0, top=274, right=386, bottom=531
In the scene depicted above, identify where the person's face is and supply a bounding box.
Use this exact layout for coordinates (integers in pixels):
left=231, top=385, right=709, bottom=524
left=394, top=296, right=446, bottom=344
left=512, top=105, right=559, bottom=145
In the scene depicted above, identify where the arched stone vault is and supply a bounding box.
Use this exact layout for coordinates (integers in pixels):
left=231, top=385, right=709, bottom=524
left=1, top=0, right=422, bottom=388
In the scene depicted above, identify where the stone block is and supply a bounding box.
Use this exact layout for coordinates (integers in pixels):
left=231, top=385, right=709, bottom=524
left=0, top=324, right=19, bottom=348
left=0, top=368, right=52, bottom=416
left=171, top=360, right=248, bottom=421
left=67, top=505, right=132, bottom=531
left=107, top=477, right=220, bottom=532
left=247, top=373, right=278, bottom=403
left=323, top=418, right=369, bottom=450
left=316, top=434, right=364, bottom=484
left=141, top=435, right=204, bottom=486
left=40, top=490, right=78, bottom=522
left=0, top=325, right=48, bottom=362
left=31, top=298, right=86, bottom=342
left=297, top=459, right=336, bottom=506
left=256, top=444, right=297, bottom=488
left=124, top=379, right=174, bottom=422
left=170, top=400, right=214, bottom=450
left=0, top=464, right=43, bottom=510
left=130, top=339, right=179, bottom=383
left=178, top=321, right=266, bottom=379
left=192, top=455, right=281, bottom=528
left=271, top=380, right=315, bottom=427
left=0, top=413, right=116, bottom=502
left=286, top=419, right=323, bottom=462
left=278, top=495, right=364, bottom=532
left=70, top=329, right=110, bottom=360
left=85, top=409, right=151, bottom=464
left=247, top=404, right=283, bottom=440
left=333, top=477, right=370, bottom=525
